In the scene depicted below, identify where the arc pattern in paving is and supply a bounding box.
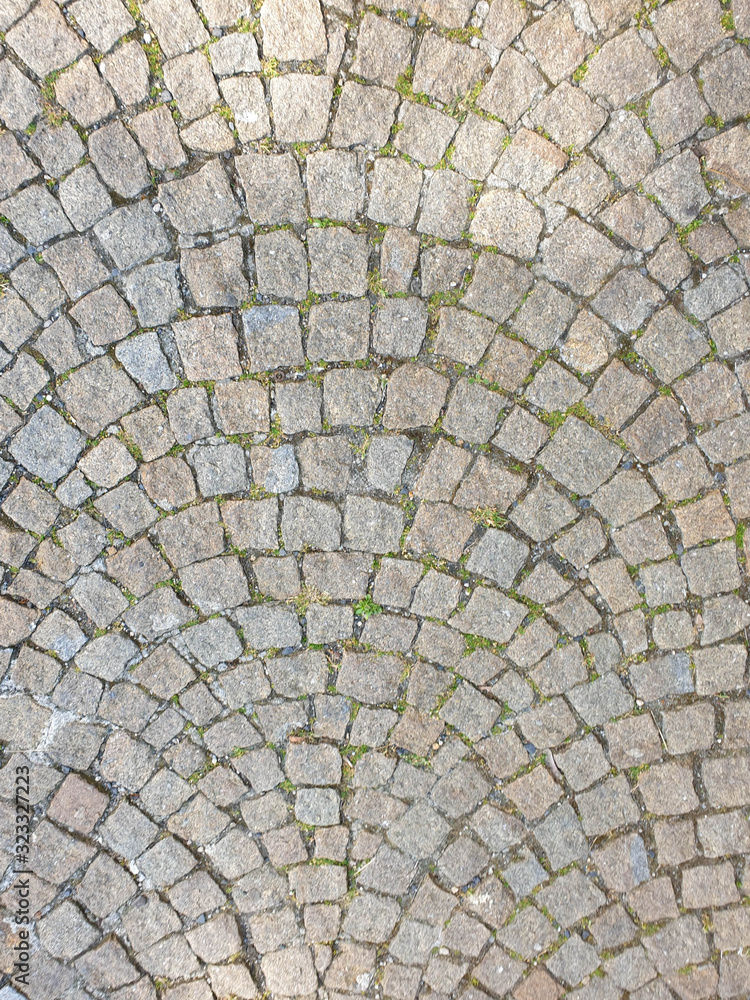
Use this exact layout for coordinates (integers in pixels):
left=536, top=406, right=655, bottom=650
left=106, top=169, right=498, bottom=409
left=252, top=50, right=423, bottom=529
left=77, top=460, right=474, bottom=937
left=0, top=0, right=749, bottom=998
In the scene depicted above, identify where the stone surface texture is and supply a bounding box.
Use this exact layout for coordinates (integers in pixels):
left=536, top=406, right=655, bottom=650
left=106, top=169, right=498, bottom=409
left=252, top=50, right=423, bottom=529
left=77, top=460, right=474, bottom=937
left=0, top=1, right=747, bottom=998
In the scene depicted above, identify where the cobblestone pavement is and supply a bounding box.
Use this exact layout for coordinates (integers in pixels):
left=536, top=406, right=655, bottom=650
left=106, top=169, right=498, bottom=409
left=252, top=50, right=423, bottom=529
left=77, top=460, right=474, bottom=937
left=0, top=0, right=750, bottom=998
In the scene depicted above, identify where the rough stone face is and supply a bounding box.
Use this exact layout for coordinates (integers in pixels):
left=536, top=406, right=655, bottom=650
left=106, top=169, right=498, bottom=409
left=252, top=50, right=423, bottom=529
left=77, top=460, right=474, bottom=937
left=549, top=156, right=613, bottom=220
left=219, top=76, right=270, bottom=142
left=240, top=305, right=301, bottom=371
left=541, top=217, right=622, bottom=296
left=524, top=4, right=593, bottom=83
left=100, top=40, right=150, bottom=107
left=254, top=230, right=308, bottom=302
left=395, top=103, right=458, bottom=167
left=540, top=418, right=622, bottom=496
left=173, top=315, right=241, bottom=381
left=88, top=122, right=150, bottom=199
left=643, top=150, right=709, bottom=226
left=159, top=159, right=240, bottom=234
left=412, top=31, right=489, bottom=103
left=591, top=269, right=663, bottom=334
left=384, top=364, right=449, bottom=429
left=351, top=12, right=412, bottom=87
left=307, top=150, right=364, bottom=221
left=700, top=46, right=750, bottom=123
left=452, top=114, right=509, bottom=180
left=331, top=81, right=400, bottom=149
left=493, top=127, right=567, bottom=197
left=649, top=74, right=708, bottom=150
left=1, top=185, right=72, bottom=245
left=307, top=299, right=370, bottom=361
left=599, top=192, right=670, bottom=252
left=531, top=82, right=608, bottom=153
left=260, top=0, right=327, bottom=61
left=0, top=133, right=40, bottom=199
left=270, top=74, right=333, bottom=143
left=181, top=237, right=248, bottom=309
left=582, top=29, right=660, bottom=108
left=10, top=406, right=85, bottom=483
left=478, top=47, right=546, bottom=125
left=6, top=0, right=86, bottom=77
left=308, top=227, right=369, bottom=296
left=0, top=58, right=43, bottom=131
left=368, top=157, right=423, bottom=228
left=654, top=0, right=728, bottom=70
left=92, top=201, right=170, bottom=274
left=54, top=56, right=117, bottom=128
left=142, top=0, right=209, bottom=58
left=470, top=190, right=543, bottom=258
left=57, top=357, right=143, bottom=437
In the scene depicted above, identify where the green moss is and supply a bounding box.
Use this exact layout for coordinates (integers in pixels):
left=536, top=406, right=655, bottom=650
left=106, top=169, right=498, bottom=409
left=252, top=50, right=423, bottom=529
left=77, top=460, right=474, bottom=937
left=540, top=410, right=566, bottom=432
left=463, top=633, right=493, bottom=653
left=142, top=35, right=163, bottom=78
left=442, top=25, right=481, bottom=42
left=572, top=60, right=589, bottom=82
left=354, top=596, right=383, bottom=619
left=628, top=763, right=650, bottom=781
left=368, top=268, right=387, bottom=296
left=676, top=218, right=703, bottom=246
left=435, top=143, right=455, bottom=169
left=471, top=508, right=508, bottom=528
left=40, top=69, right=68, bottom=126
left=261, top=56, right=280, bottom=77
left=394, top=66, right=430, bottom=106
left=655, top=45, right=670, bottom=68
left=215, top=102, right=234, bottom=123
